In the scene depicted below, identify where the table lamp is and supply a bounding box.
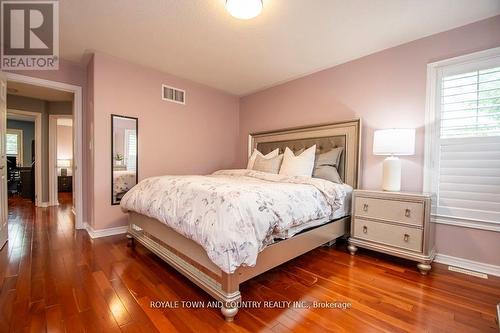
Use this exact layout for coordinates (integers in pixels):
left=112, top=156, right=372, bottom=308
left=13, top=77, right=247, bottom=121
left=57, top=159, right=72, bottom=176
left=373, top=128, right=415, bottom=191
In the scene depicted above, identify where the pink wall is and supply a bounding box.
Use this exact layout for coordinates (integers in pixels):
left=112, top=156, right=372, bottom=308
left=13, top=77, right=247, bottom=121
left=57, top=124, right=73, bottom=160
left=57, top=124, right=73, bottom=176
left=238, top=16, right=500, bottom=265
left=90, top=53, right=239, bottom=229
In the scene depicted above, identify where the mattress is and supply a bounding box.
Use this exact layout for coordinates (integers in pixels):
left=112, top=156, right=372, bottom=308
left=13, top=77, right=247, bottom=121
left=273, top=183, right=353, bottom=239
left=113, top=170, right=136, bottom=194
left=121, top=169, right=348, bottom=273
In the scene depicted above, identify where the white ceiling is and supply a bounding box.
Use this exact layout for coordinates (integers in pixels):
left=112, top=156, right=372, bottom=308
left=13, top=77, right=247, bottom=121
left=7, top=81, right=74, bottom=101
left=61, top=0, right=500, bottom=95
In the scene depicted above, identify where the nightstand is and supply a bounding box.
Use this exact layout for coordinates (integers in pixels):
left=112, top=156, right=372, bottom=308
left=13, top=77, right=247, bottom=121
left=348, top=190, right=435, bottom=275
left=58, top=176, right=73, bottom=192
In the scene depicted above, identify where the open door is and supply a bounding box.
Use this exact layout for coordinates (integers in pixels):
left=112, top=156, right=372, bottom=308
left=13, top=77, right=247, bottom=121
left=0, top=72, right=7, bottom=250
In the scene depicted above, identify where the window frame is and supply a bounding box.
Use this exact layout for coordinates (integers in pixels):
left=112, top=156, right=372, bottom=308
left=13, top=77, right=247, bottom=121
left=424, top=46, right=500, bottom=232
left=123, top=128, right=137, bottom=171
left=6, top=128, right=23, bottom=166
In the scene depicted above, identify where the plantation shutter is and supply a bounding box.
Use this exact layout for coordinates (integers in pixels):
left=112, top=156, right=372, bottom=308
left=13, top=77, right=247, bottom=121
left=125, top=129, right=137, bottom=172
left=436, top=65, right=500, bottom=223
left=6, top=129, right=23, bottom=165
left=6, top=133, right=18, bottom=156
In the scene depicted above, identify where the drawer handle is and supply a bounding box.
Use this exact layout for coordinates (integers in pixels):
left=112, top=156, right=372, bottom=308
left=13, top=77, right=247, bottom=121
left=363, top=204, right=368, bottom=212
left=363, top=226, right=368, bottom=233
left=404, top=234, right=410, bottom=242
left=405, top=209, right=411, bottom=218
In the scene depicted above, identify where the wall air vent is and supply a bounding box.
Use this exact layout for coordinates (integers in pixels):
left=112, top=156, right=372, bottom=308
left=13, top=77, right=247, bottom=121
left=162, top=84, right=185, bottom=105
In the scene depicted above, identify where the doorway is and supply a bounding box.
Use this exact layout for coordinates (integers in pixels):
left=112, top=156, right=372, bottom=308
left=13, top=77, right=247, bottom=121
left=49, top=115, right=74, bottom=208
left=3, top=73, right=83, bottom=230
left=5, top=109, right=41, bottom=205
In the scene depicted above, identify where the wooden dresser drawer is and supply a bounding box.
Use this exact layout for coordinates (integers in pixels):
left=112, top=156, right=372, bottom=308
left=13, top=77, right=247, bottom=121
left=349, top=190, right=434, bottom=275
left=354, top=196, right=424, bottom=226
left=353, top=219, right=423, bottom=252
left=58, top=176, right=72, bottom=192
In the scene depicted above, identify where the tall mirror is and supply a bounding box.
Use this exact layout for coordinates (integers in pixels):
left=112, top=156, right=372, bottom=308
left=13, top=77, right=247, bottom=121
left=111, top=115, right=138, bottom=205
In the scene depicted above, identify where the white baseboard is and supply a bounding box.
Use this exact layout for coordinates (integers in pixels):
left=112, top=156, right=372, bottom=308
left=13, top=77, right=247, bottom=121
left=37, top=201, right=59, bottom=208
left=84, top=222, right=128, bottom=239
left=435, top=253, right=500, bottom=277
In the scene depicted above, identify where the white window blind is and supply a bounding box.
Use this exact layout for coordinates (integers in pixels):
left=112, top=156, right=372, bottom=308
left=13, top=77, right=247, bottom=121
left=440, top=67, right=500, bottom=138
left=434, top=60, right=500, bottom=225
left=6, top=129, right=23, bottom=165
left=6, top=133, right=18, bottom=155
left=124, top=129, right=137, bottom=172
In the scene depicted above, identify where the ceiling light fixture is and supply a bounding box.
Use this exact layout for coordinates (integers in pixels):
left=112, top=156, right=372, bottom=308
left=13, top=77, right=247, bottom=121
left=225, top=0, right=263, bottom=20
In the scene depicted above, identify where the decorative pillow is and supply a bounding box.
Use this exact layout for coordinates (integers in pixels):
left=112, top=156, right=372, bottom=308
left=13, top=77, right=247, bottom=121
left=247, top=148, right=279, bottom=169
left=312, top=147, right=344, bottom=183
left=313, top=165, right=342, bottom=183
left=314, top=147, right=343, bottom=168
left=279, top=145, right=316, bottom=177
left=252, top=154, right=283, bottom=174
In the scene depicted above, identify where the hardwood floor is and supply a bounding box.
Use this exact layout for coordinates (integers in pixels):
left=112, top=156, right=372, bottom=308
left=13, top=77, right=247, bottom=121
left=1, top=195, right=499, bottom=332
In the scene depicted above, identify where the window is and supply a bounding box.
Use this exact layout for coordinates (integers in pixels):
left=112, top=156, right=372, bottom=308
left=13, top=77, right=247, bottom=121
left=440, top=67, right=500, bottom=138
left=6, top=128, right=23, bottom=166
left=425, top=47, right=500, bottom=231
left=124, top=129, right=137, bottom=172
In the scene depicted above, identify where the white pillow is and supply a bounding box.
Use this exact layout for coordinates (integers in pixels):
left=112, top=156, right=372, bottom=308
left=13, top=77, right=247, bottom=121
left=247, top=148, right=279, bottom=169
left=279, top=145, right=316, bottom=177
left=252, top=154, right=284, bottom=174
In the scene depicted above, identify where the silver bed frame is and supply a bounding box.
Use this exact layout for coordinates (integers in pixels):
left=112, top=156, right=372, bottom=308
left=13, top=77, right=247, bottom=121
left=127, top=119, right=361, bottom=321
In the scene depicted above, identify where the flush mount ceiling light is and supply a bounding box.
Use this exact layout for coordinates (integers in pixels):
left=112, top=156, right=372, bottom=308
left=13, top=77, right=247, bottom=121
left=225, top=0, right=263, bottom=20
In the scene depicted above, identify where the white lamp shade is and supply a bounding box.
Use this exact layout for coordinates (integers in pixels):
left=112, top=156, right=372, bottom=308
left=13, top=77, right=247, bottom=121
left=57, top=159, right=72, bottom=168
left=373, top=128, right=416, bottom=156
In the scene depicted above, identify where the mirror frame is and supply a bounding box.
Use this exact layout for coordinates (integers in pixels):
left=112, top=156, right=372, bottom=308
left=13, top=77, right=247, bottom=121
left=111, top=114, right=138, bottom=205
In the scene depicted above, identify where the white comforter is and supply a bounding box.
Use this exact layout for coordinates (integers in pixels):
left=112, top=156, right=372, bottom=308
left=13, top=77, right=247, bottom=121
left=113, top=170, right=136, bottom=194
left=120, top=169, right=347, bottom=273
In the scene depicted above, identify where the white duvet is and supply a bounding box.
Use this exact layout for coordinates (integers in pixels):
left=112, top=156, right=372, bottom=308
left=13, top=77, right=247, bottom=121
left=120, top=169, right=347, bottom=273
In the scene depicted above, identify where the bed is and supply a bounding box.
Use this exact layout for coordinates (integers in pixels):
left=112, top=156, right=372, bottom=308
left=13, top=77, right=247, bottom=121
left=122, top=119, right=361, bottom=321
left=113, top=170, right=136, bottom=199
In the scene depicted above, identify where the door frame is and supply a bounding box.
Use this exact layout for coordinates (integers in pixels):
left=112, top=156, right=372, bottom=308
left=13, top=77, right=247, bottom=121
left=48, top=114, right=73, bottom=207
left=6, top=109, right=42, bottom=205
left=0, top=75, right=7, bottom=250
left=5, top=73, right=84, bottom=230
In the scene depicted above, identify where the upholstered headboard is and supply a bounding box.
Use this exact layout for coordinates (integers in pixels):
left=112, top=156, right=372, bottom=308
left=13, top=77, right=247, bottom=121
left=248, top=119, right=361, bottom=188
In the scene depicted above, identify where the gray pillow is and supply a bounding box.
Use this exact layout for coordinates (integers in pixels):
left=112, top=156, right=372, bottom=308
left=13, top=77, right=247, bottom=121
left=253, top=154, right=284, bottom=174
left=314, top=147, right=343, bottom=168
left=313, top=147, right=344, bottom=183
left=313, top=165, right=342, bottom=183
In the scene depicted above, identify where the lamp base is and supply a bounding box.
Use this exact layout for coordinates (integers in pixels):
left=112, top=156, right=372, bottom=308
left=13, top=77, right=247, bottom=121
left=382, top=156, right=401, bottom=192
